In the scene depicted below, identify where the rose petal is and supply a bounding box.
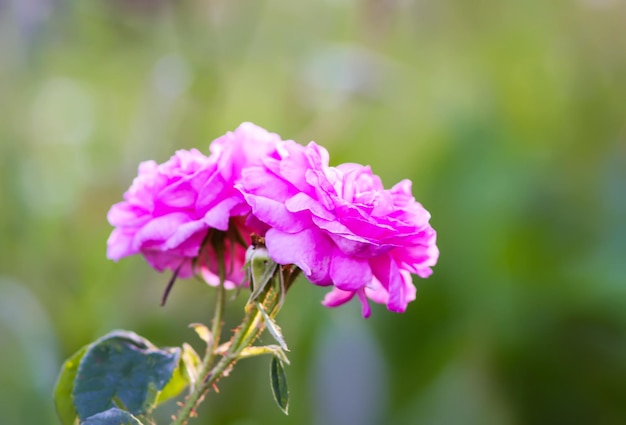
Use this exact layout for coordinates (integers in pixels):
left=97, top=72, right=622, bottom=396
left=329, top=247, right=371, bottom=291
left=370, top=256, right=409, bottom=313
left=106, top=229, right=137, bottom=260
left=356, top=289, right=372, bottom=318
left=265, top=228, right=333, bottom=285
left=321, top=287, right=355, bottom=308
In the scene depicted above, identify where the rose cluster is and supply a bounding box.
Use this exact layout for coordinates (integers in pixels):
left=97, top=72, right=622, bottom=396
left=107, top=123, right=438, bottom=317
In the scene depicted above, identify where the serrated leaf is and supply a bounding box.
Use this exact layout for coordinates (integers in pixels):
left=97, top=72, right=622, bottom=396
left=80, top=407, right=143, bottom=425
left=72, top=330, right=180, bottom=421
left=270, top=357, right=289, bottom=415
left=257, top=303, right=288, bottom=351
left=54, top=344, right=89, bottom=425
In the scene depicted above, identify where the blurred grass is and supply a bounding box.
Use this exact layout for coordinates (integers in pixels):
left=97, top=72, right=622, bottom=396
left=1, top=0, right=626, bottom=424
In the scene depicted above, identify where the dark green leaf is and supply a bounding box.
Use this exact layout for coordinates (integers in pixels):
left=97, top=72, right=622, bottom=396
left=54, top=344, right=89, bottom=425
left=72, top=330, right=180, bottom=420
left=80, top=408, right=143, bottom=425
left=270, top=357, right=289, bottom=415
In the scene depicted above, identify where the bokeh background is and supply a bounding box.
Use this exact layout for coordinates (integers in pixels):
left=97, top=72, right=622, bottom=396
left=1, top=1, right=626, bottom=424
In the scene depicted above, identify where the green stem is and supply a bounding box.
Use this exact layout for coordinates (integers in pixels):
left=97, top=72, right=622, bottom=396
left=207, top=247, right=226, bottom=365
left=171, top=304, right=264, bottom=425
left=171, top=247, right=227, bottom=425
left=171, top=260, right=298, bottom=425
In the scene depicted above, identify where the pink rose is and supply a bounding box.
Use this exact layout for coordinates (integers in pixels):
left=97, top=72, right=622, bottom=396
left=106, top=123, right=283, bottom=288
left=239, top=141, right=438, bottom=317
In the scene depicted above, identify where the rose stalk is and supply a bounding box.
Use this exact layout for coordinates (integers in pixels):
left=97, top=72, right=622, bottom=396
left=173, top=237, right=298, bottom=425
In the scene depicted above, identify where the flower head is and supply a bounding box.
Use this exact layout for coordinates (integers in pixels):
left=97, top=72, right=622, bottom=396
left=106, top=123, right=283, bottom=287
left=239, top=141, right=438, bottom=317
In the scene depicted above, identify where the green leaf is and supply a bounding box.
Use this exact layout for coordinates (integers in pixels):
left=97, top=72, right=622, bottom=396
left=80, top=408, right=143, bottom=425
left=72, top=330, right=181, bottom=421
left=55, top=344, right=89, bottom=425
left=257, top=302, right=288, bottom=351
left=269, top=357, right=289, bottom=415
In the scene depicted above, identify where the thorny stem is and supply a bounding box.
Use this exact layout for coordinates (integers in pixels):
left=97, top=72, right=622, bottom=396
left=204, top=244, right=227, bottom=377
left=171, top=251, right=297, bottom=425
left=171, top=243, right=227, bottom=425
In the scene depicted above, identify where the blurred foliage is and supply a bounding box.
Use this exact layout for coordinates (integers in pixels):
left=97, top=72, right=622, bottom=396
left=1, top=0, right=625, bottom=424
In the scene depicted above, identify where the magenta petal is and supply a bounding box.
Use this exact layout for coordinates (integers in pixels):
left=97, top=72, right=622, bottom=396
left=210, top=122, right=282, bottom=181
left=364, top=276, right=389, bottom=305
left=272, top=141, right=317, bottom=193
left=241, top=166, right=293, bottom=202
left=243, top=193, right=308, bottom=233
left=107, top=203, right=148, bottom=227
left=370, top=256, right=409, bottom=313
left=142, top=251, right=192, bottom=277
left=400, top=269, right=417, bottom=304
left=329, top=247, right=371, bottom=291
left=321, top=287, right=355, bottom=308
left=195, top=173, right=227, bottom=211
left=202, top=196, right=242, bottom=231
left=265, top=228, right=333, bottom=285
left=132, top=213, right=190, bottom=249
left=157, top=182, right=197, bottom=209
left=285, top=192, right=334, bottom=220
left=172, top=229, right=207, bottom=257
left=356, top=289, right=372, bottom=318
left=106, top=229, right=136, bottom=260
left=304, top=142, right=330, bottom=170
left=165, top=220, right=207, bottom=250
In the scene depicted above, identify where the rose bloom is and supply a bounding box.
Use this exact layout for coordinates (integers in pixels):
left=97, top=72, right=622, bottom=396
left=240, top=141, right=438, bottom=317
left=106, top=123, right=282, bottom=288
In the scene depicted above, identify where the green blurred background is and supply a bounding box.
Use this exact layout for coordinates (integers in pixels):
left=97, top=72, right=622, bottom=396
left=1, top=1, right=625, bottom=424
